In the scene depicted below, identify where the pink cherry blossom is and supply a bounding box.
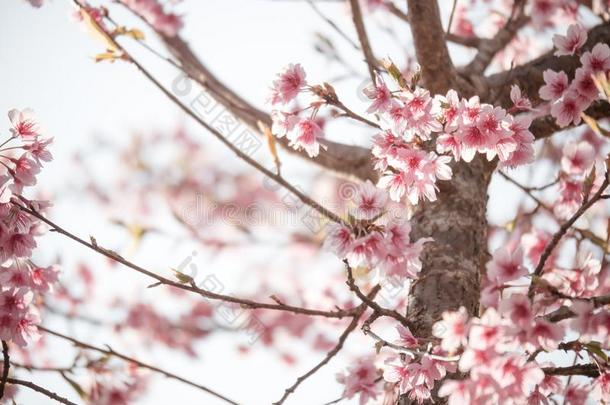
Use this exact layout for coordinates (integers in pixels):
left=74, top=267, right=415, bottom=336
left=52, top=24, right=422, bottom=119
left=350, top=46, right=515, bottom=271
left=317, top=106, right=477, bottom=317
left=580, top=43, right=610, bottom=73
left=510, top=85, right=532, bottom=111
left=394, top=325, right=418, bottom=347
left=324, top=223, right=354, bottom=257
left=550, top=89, right=587, bottom=127
left=352, top=180, right=387, bottom=220
left=592, top=372, right=610, bottom=403
left=433, top=307, right=469, bottom=353
left=8, top=109, right=39, bottom=139
left=561, top=140, right=595, bottom=176
left=539, top=70, right=569, bottom=101
left=363, top=72, right=392, bottom=114
left=572, top=67, right=600, bottom=101
left=267, top=63, right=307, bottom=105
left=119, top=0, right=183, bottom=37
left=286, top=117, right=323, bottom=157
left=552, top=23, right=587, bottom=56
left=336, top=356, right=380, bottom=405
left=486, top=246, right=528, bottom=285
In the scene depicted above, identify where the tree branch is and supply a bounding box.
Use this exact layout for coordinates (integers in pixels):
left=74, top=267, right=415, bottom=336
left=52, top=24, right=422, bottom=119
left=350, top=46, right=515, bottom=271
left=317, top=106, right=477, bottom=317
left=14, top=201, right=358, bottom=320
left=462, top=0, right=528, bottom=75
left=0, top=341, right=9, bottom=399
left=271, top=288, right=376, bottom=405
left=348, top=0, right=377, bottom=82
left=405, top=0, right=461, bottom=94
left=486, top=21, right=610, bottom=108
left=528, top=171, right=610, bottom=298
left=7, top=378, right=78, bottom=405
left=153, top=25, right=377, bottom=181
left=38, top=326, right=240, bottom=405
left=542, top=364, right=600, bottom=378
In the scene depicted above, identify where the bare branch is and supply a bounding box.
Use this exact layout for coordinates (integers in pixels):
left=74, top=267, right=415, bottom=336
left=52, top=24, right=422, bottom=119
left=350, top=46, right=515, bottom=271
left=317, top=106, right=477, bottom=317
left=39, top=326, right=241, bottom=405
left=348, top=0, right=377, bottom=82
left=6, top=378, right=78, bottom=405
left=405, top=0, right=461, bottom=94
left=15, top=201, right=359, bottom=320
left=542, top=364, right=600, bottom=378
left=272, top=289, right=376, bottom=405
left=462, top=0, right=528, bottom=75
left=528, top=171, right=610, bottom=298
left=344, top=260, right=412, bottom=327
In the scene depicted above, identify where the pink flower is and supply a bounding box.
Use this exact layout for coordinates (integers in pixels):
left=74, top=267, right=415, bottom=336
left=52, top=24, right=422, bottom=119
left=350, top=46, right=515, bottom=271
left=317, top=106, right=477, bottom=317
left=324, top=224, right=353, bottom=257
left=561, top=140, right=595, bottom=176
left=11, top=155, right=41, bottom=186
left=580, top=43, right=610, bottom=73
left=434, top=307, right=469, bottom=353
left=592, top=372, right=610, bottom=403
left=377, top=172, right=408, bottom=202
left=550, top=90, right=587, bottom=127
left=554, top=177, right=583, bottom=219
left=539, top=70, right=569, bottom=101
left=346, top=232, right=386, bottom=267
left=394, top=325, right=418, bottom=347
left=552, top=24, right=587, bottom=56
left=527, top=320, right=563, bottom=351
left=119, top=0, right=182, bottom=37
left=510, top=85, right=532, bottom=110
left=486, top=247, right=528, bottom=285
left=25, top=137, right=53, bottom=164
left=563, top=384, right=588, bottom=405
left=521, top=229, right=551, bottom=264
left=267, top=63, right=307, bottom=105
left=286, top=118, right=323, bottom=157
left=270, top=110, right=297, bottom=138
left=352, top=180, right=387, bottom=220
left=572, top=67, right=600, bottom=101
left=499, top=294, right=533, bottom=329
left=336, top=356, right=380, bottom=405
left=8, top=109, right=39, bottom=139
left=364, top=72, right=392, bottom=114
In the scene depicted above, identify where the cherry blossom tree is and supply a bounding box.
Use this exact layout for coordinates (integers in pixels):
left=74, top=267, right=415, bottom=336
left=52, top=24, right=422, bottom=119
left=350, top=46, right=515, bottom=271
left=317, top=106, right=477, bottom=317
left=3, top=0, right=610, bottom=404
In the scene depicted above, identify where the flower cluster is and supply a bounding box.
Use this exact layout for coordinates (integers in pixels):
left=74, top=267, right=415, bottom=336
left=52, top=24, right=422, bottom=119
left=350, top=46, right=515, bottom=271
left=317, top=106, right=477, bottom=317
left=335, top=355, right=381, bottom=405
left=384, top=330, right=457, bottom=403
left=368, top=77, right=534, bottom=203
left=325, top=181, right=431, bottom=281
left=0, top=109, right=57, bottom=347
left=543, top=24, right=610, bottom=127
left=119, top=0, right=183, bottom=37
left=267, top=64, right=328, bottom=158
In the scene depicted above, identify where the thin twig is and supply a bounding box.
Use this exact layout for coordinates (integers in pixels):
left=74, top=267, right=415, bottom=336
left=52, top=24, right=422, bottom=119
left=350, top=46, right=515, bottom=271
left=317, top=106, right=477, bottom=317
left=14, top=202, right=355, bottom=320
left=344, top=260, right=411, bottom=327
left=348, top=0, right=377, bottom=83
left=528, top=172, right=610, bottom=298
left=543, top=364, right=600, bottom=378
left=447, top=0, right=459, bottom=35
left=306, top=0, right=360, bottom=50
left=7, top=378, right=78, bottom=405
left=39, top=326, right=241, bottom=405
left=272, top=287, right=379, bottom=405
left=73, top=0, right=346, bottom=226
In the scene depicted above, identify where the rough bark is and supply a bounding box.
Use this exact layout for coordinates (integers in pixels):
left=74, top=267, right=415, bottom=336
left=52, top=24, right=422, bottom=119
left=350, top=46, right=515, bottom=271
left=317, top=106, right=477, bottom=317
left=400, top=2, right=493, bottom=403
